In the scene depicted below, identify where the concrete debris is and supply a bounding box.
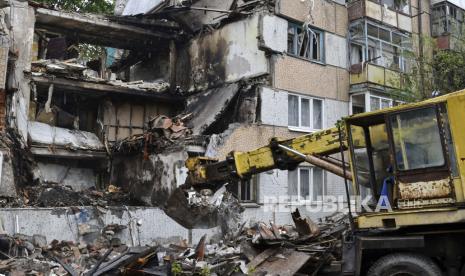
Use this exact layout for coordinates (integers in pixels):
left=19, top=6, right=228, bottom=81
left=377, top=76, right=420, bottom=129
left=6, top=210, right=347, bottom=276
left=164, top=185, right=244, bottom=231
left=185, top=83, right=240, bottom=135
left=28, top=121, right=105, bottom=151
left=108, top=79, right=170, bottom=93
left=32, top=59, right=171, bottom=93
left=291, top=208, right=321, bottom=237
left=0, top=184, right=144, bottom=208
left=32, top=59, right=87, bottom=78
left=0, top=210, right=346, bottom=275
left=112, top=114, right=201, bottom=155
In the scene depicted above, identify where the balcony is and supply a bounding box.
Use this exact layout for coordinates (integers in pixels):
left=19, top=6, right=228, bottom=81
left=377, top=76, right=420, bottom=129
left=348, top=0, right=412, bottom=32
left=431, top=2, right=465, bottom=49
left=350, top=63, right=401, bottom=89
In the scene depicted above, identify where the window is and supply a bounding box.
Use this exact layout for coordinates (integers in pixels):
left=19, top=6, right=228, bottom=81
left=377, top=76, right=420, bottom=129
left=288, top=94, right=323, bottom=131
left=351, top=93, right=404, bottom=114
left=288, top=23, right=324, bottom=63
left=230, top=175, right=258, bottom=202
left=368, top=0, right=410, bottom=13
left=288, top=167, right=325, bottom=201
left=432, top=3, right=465, bottom=38
left=370, top=95, right=393, bottom=111
left=353, top=22, right=411, bottom=72
left=391, top=107, right=445, bottom=171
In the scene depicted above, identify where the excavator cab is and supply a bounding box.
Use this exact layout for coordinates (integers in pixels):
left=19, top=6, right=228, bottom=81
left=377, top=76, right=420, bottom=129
left=346, top=102, right=461, bottom=228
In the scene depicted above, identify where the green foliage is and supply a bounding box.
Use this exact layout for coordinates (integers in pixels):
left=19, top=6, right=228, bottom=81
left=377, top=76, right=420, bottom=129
left=35, top=0, right=115, bottom=14
left=430, top=49, right=465, bottom=94
left=399, top=34, right=465, bottom=100
left=172, top=262, right=183, bottom=276
left=200, top=266, right=211, bottom=276
left=35, top=0, right=115, bottom=61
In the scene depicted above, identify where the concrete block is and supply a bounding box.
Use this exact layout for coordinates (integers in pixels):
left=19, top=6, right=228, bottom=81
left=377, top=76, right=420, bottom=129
left=260, top=15, right=288, bottom=53
left=325, top=33, right=348, bottom=69
left=259, top=87, right=288, bottom=127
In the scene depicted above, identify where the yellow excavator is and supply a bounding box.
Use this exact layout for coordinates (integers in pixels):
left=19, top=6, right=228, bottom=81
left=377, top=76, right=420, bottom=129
left=166, top=89, right=465, bottom=275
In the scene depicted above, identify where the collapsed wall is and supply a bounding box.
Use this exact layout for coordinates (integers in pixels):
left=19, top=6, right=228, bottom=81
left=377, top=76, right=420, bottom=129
left=111, top=150, right=188, bottom=207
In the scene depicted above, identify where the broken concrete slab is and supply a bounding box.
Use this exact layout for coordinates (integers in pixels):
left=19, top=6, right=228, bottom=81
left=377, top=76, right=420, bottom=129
left=122, top=0, right=164, bottom=16
left=168, top=0, right=237, bottom=33
left=34, top=7, right=177, bottom=50
left=254, top=249, right=311, bottom=275
left=111, top=150, right=188, bottom=207
left=0, top=150, right=17, bottom=198
left=31, top=76, right=182, bottom=102
left=36, top=162, right=97, bottom=191
left=185, top=83, right=240, bottom=135
left=28, top=121, right=104, bottom=151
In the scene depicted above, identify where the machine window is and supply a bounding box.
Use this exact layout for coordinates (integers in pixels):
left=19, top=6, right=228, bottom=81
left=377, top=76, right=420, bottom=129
left=391, top=107, right=445, bottom=171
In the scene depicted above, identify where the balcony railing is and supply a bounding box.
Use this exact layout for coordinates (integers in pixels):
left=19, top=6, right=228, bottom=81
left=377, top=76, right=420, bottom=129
left=350, top=63, right=401, bottom=89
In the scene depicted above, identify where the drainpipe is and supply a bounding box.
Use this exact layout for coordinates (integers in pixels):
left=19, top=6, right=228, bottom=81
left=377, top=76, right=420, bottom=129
left=418, top=0, right=426, bottom=98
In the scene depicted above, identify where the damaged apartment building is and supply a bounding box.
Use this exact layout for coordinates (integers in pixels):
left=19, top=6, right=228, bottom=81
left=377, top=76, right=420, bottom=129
left=0, top=0, right=433, bottom=244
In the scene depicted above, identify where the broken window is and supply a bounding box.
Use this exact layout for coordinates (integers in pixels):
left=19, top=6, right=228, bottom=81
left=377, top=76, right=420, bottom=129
left=231, top=175, right=257, bottom=202
left=288, top=167, right=325, bottom=202
left=349, top=20, right=411, bottom=72
left=369, top=0, right=410, bottom=13
left=287, top=23, right=324, bottom=63
left=350, top=43, right=364, bottom=65
left=288, top=94, right=324, bottom=131
left=394, top=0, right=410, bottom=14
left=432, top=4, right=448, bottom=36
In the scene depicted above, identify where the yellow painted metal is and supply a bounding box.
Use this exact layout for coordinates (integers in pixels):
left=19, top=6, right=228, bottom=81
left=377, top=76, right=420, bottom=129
left=453, top=178, right=464, bottom=202
left=185, top=156, right=218, bottom=183
left=367, top=64, right=385, bottom=86
left=232, top=127, right=344, bottom=177
left=446, top=92, right=465, bottom=202
left=385, top=68, right=401, bottom=88
left=356, top=207, right=465, bottom=229
left=349, top=63, right=401, bottom=89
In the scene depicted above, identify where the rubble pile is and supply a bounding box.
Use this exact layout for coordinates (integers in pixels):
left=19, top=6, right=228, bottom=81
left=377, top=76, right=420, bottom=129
left=0, top=210, right=348, bottom=275
left=0, top=184, right=145, bottom=208
left=108, top=80, right=170, bottom=93
left=31, top=59, right=171, bottom=93
left=0, top=232, right=153, bottom=275
left=112, top=114, right=206, bottom=155
left=141, top=209, right=348, bottom=275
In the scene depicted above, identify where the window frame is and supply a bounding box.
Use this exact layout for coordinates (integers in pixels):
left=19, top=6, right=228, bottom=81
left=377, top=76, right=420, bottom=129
left=367, top=0, right=411, bottom=15
left=349, top=20, right=412, bottom=73
left=431, top=2, right=465, bottom=38
left=350, top=92, right=404, bottom=115
left=287, top=22, right=325, bottom=63
left=288, top=166, right=326, bottom=204
left=288, top=93, right=324, bottom=132
left=232, top=175, right=258, bottom=203
left=387, top=105, right=449, bottom=174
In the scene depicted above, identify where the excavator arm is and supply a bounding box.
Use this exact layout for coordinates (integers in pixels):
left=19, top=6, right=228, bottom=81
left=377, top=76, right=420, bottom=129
left=185, top=126, right=352, bottom=188
left=165, top=124, right=356, bottom=229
